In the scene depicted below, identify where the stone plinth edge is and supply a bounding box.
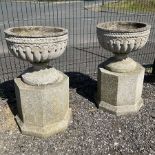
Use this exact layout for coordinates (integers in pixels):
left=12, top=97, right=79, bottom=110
left=99, top=98, right=143, bottom=116
left=15, top=108, right=72, bottom=138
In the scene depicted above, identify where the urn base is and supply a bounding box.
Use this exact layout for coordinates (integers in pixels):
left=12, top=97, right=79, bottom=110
left=22, top=67, right=63, bottom=86
left=97, top=63, right=145, bottom=115
left=103, top=57, right=137, bottom=73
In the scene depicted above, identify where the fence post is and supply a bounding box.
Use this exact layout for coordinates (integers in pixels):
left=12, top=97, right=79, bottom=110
left=153, top=59, right=155, bottom=74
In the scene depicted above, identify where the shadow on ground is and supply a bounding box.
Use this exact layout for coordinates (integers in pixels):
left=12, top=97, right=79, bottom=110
left=1, top=72, right=154, bottom=117
left=66, top=72, right=98, bottom=108
left=144, top=74, right=155, bottom=86
left=0, top=72, right=98, bottom=117
left=0, top=80, right=17, bottom=116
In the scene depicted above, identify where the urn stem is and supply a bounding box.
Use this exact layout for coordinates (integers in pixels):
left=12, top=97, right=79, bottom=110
left=32, top=62, right=49, bottom=71
left=114, top=53, right=128, bottom=61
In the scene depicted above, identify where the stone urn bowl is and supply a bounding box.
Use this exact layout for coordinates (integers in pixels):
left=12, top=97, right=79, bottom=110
left=97, top=21, right=151, bottom=72
left=4, top=26, right=68, bottom=85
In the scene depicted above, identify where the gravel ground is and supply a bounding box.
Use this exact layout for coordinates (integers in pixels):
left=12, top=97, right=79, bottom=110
left=0, top=73, right=154, bottom=155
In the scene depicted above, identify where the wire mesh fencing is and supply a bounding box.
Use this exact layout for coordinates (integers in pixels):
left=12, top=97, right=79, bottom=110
left=0, top=0, right=155, bottom=83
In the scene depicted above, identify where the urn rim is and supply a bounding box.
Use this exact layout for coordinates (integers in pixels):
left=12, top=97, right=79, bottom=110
left=4, top=26, right=68, bottom=38
left=96, top=21, right=151, bottom=33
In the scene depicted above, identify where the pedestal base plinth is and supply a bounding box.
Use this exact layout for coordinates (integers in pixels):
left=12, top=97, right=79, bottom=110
left=14, top=71, right=72, bottom=138
left=97, top=63, right=145, bottom=116
left=99, top=98, right=143, bottom=116
left=15, top=109, right=72, bottom=138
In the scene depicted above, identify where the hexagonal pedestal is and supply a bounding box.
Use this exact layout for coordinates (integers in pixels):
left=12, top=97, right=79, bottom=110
left=14, top=71, right=72, bottom=138
left=97, top=63, right=145, bottom=116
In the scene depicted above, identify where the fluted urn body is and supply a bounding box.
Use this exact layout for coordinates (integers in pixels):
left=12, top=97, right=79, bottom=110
left=5, top=26, right=68, bottom=85
left=5, top=26, right=68, bottom=64
left=97, top=22, right=151, bottom=72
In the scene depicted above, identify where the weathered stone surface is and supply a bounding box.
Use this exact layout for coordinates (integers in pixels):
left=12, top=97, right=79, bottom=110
left=103, top=57, right=137, bottom=73
left=96, top=21, right=151, bottom=73
left=22, top=67, right=63, bottom=86
left=4, top=26, right=71, bottom=137
left=97, top=22, right=151, bottom=55
left=4, top=26, right=68, bottom=63
left=14, top=72, right=72, bottom=138
left=97, top=63, right=145, bottom=116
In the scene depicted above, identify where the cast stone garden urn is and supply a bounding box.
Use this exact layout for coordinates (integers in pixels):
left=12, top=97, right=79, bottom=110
left=4, top=26, right=72, bottom=138
left=96, top=21, right=151, bottom=115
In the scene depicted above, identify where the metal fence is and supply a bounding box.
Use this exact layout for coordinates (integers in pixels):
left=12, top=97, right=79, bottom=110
left=0, top=0, right=155, bottom=82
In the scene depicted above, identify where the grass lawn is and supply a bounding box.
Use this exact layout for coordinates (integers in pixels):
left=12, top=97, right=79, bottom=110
left=13, top=0, right=65, bottom=1
left=102, top=0, right=155, bottom=13
left=38, top=0, right=65, bottom=1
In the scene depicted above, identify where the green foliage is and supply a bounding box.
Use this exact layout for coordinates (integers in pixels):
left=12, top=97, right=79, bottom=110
left=38, top=0, right=65, bottom=1
left=102, top=0, right=155, bottom=13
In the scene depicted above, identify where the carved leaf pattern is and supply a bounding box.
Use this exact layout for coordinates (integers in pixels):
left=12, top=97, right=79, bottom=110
left=7, top=40, right=68, bottom=63
left=5, top=32, right=68, bottom=63
left=97, top=28, right=150, bottom=54
left=98, top=35, right=149, bottom=54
